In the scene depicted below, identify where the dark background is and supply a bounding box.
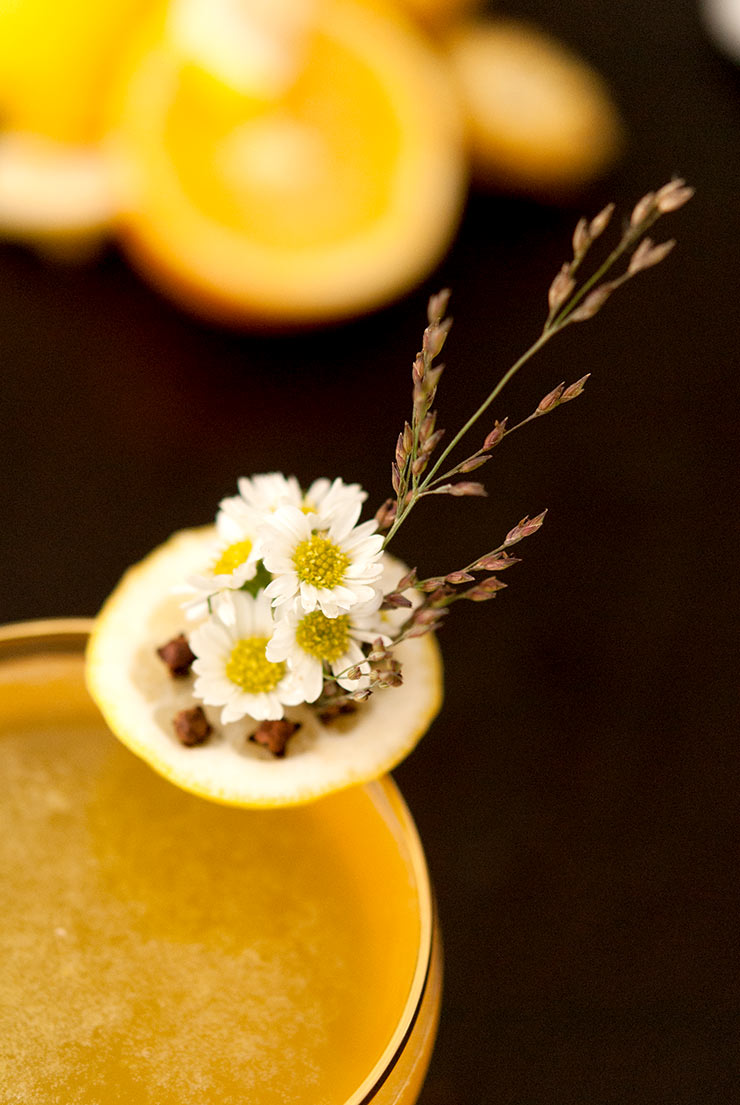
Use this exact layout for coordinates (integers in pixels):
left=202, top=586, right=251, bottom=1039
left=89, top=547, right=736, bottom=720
left=2, top=0, right=739, bottom=1101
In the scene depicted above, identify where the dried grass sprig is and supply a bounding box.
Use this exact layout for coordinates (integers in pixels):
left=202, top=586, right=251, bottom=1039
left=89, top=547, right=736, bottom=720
left=372, top=181, right=692, bottom=656
left=378, top=180, right=692, bottom=551
left=379, top=510, right=548, bottom=650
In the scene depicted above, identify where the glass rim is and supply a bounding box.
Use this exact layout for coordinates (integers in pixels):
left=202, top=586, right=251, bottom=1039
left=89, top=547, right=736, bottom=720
left=0, top=617, right=435, bottom=1105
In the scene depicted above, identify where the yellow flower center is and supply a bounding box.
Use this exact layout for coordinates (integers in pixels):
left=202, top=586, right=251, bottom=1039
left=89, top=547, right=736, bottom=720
left=295, top=612, right=350, bottom=662
left=225, top=637, right=285, bottom=694
left=212, top=539, right=253, bottom=576
left=292, top=533, right=350, bottom=589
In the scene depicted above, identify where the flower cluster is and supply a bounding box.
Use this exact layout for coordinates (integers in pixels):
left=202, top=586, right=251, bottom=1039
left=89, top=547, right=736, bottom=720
left=184, top=475, right=390, bottom=722
left=162, top=180, right=692, bottom=741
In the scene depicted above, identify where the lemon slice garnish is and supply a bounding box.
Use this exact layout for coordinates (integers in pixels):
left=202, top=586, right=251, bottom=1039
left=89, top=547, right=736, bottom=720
left=86, top=527, right=442, bottom=808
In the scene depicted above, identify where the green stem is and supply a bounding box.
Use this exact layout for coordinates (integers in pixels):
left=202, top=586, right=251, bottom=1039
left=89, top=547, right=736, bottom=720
left=420, top=329, right=552, bottom=492
left=381, top=209, right=663, bottom=552
left=382, top=486, right=411, bottom=547
left=382, top=329, right=553, bottom=548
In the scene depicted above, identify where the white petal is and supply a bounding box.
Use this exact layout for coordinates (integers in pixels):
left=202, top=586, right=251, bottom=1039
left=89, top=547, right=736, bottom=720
left=250, top=692, right=283, bottom=721
left=230, top=592, right=257, bottom=637
left=336, top=518, right=380, bottom=550
left=298, top=581, right=319, bottom=612
left=326, top=500, right=362, bottom=539
left=252, top=589, right=277, bottom=636
left=302, top=477, right=331, bottom=510
left=324, top=585, right=358, bottom=612
left=190, top=619, right=232, bottom=658
left=345, top=560, right=384, bottom=583
left=212, top=591, right=237, bottom=625
left=263, top=504, right=310, bottom=545
left=221, top=695, right=252, bottom=724
left=265, top=573, right=299, bottom=607
left=279, top=673, right=309, bottom=707
left=265, top=619, right=293, bottom=662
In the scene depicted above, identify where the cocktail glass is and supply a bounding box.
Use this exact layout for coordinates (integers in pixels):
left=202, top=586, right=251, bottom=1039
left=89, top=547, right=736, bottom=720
left=0, top=618, right=441, bottom=1104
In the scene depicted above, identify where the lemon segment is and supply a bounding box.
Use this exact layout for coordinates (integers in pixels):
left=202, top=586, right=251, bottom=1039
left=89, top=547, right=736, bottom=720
left=85, top=528, right=443, bottom=808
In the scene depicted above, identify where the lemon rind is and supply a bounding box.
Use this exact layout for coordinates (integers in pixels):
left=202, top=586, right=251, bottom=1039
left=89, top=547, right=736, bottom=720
left=86, top=527, right=442, bottom=808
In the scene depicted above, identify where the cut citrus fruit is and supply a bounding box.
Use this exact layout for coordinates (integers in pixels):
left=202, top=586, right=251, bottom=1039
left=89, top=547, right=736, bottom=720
left=0, top=134, right=114, bottom=248
left=445, top=19, right=624, bottom=197
left=85, top=527, right=443, bottom=808
left=0, top=0, right=148, bottom=245
left=0, top=0, right=149, bottom=145
left=104, top=0, right=466, bottom=326
left=390, top=0, right=484, bottom=29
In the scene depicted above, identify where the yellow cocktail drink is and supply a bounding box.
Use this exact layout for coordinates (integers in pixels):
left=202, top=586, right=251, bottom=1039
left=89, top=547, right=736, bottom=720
left=0, top=621, right=441, bottom=1104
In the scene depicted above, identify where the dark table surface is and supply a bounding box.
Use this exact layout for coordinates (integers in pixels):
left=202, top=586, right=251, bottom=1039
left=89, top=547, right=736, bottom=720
left=2, top=0, right=739, bottom=1102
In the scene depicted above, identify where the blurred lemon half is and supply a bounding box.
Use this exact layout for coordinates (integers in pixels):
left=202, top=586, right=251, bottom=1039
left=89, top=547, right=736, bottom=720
left=104, top=0, right=467, bottom=326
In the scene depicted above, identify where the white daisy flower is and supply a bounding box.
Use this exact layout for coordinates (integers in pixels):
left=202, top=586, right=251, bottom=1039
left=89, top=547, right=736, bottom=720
left=300, top=477, right=367, bottom=529
left=236, top=472, right=303, bottom=515
left=260, top=503, right=384, bottom=618
left=266, top=590, right=388, bottom=702
left=237, top=472, right=367, bottom=531
left=180, top=493, right=262, bottom=620
left=190, top=590, right=304, bottom=723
